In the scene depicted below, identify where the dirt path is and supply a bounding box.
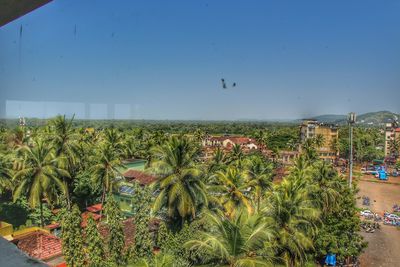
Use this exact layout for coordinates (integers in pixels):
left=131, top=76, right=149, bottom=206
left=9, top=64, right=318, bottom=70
left=357, top=176, right=400, bottom=267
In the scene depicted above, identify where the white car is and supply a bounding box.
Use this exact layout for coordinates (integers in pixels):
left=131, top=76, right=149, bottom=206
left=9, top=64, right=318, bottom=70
left=387, top=214, right=399, bottom=220
left=361, top=210, right=373, bottom=216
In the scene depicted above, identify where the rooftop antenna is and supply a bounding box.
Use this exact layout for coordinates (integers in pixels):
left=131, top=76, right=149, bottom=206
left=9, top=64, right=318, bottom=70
left=19, top=116, right=26, bottom=127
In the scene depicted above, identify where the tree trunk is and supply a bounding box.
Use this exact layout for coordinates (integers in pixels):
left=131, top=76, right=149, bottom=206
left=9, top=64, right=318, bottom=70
left=64, top=180, right=71, bottom=210
left=40, top=201, right=44, bottom=228
left=100, top=186, right=106, bottom=217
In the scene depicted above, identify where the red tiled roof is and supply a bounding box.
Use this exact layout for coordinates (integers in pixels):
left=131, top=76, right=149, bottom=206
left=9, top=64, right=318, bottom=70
left=86, top=204, right=102, bottom=213
left=227, top=137, right=254, bottom=144
left=123, top=170, right=157, bottom=185
left=395, top=128, right=400, bottom=132
left=207, top=136, right=227, bottom=142
left=13, top=230, right=62, bottom=261
left=45, top=223, right=60, bottom=230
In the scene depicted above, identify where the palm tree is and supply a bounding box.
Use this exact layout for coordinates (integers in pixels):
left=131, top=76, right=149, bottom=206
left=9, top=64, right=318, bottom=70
left=49, top=115, right=80, bottom=207
left=185, top=210, right=275, bottom=266
left=227, top=144, right=244, bottom=167
left=302, top=138, right=318, bottom=163
left=13, top=140, right=67, bottom=227
left=6, top=126, right=29, bottom=149
left=208, top=147, right=226, bottom=174
left=244, top=156, right=273, bottom=212
left=289, top=155, right=311, bottom=180
left=314, top=134, right=325, bottom=148
left=193, top=128, right=205, bottom=142
left=129, top=254, right=175, bottom=267
left=253, top=130, right=269, bottom=150
left=103, top=128, right=124, bottom=156
left=150, top=136, right=207, bottom=229
left=123, top=136, right=138, bottom=160
left=0, top=155, right=12, bottom=194
left=90, top=144, right=123, bottom=211
left=309, top=161, right=343, bottom=215
left=264, top=175, right=319, bottom=267
left=211, top=167, right=253, bottom=217
left=49, top=115, right=79, bottom=159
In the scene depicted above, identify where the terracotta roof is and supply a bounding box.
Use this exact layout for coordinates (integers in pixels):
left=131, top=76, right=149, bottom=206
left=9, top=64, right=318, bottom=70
left=207, top=136, right=227, bottom=142
left=123, top=170, right=157, bottom=185
left=226, top=137, right=255, bottom=145
left=395, top=128, right=400, bottom=132
left=13, top=230, right=62, bottom=261
left=44, top=223, right=60, bottom=230
left=86, top=204, right=102, bottom=213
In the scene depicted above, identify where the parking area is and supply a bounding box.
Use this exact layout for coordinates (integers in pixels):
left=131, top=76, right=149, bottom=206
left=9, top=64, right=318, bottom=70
left=357, top=175, right=400, bottom=267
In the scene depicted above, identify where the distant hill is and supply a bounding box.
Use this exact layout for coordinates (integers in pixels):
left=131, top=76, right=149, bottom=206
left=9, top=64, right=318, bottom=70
left=310, top=114, right=347, bottom=123
left=353, top=111, right=399, bottom=125
left=310, top=111, right=399, bottom=125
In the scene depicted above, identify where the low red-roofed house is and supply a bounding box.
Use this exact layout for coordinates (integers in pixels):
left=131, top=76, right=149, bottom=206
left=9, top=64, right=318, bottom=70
left=123, top=169, right=157, bottom=186
left=12, top=230, right=64, bottom=266
left=86, top=203, right=102, bottom=213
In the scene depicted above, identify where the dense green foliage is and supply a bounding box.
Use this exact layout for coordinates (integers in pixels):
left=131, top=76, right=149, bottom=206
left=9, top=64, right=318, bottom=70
left=338, top=127, right=384, bottom=161
left=61, top=205, right=85, bottom=267
left=104, top=195, right=126, bottom=266
left=0, top=116, right=379, bottom=266
left=129, top=182, right=153, bottom=262
left=85, top=216, right=106, bottom=267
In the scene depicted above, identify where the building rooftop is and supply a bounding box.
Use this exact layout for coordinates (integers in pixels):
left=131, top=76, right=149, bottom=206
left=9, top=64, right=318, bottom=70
left=123, top=169, right=157, bottom=185
left=12, top=230, right=62, bottom=261
left=86, top=203, right=102, bottom=213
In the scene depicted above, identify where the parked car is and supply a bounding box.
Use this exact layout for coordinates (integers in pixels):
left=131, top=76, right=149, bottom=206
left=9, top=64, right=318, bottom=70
left=386, top=214, right=399, bottom=220
left=361, top=210, right=373, bottom=216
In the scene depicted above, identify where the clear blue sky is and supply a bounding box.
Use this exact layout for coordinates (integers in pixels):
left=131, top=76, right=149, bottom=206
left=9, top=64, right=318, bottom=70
left=1, top=0, right=400, bottom=120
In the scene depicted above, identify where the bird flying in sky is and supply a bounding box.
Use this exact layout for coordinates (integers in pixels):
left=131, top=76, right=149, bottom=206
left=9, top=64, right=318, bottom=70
left=221, top=78, right=237, bottom=89
left=221, top=78, right=227, bottom=89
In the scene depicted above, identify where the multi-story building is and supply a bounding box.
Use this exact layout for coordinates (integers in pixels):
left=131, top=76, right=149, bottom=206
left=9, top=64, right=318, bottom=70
left=384, top=122, right=400, bottom=158
left=300, top=119, right=339, bottom=162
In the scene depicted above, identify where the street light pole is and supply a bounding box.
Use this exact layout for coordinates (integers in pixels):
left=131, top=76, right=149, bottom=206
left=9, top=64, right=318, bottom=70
left=348, top=112, right=356, bottom=188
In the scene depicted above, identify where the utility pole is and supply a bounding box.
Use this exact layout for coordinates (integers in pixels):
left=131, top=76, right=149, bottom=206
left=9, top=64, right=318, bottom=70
left=348, top=112, right=356, bottom=188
